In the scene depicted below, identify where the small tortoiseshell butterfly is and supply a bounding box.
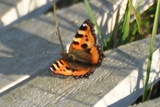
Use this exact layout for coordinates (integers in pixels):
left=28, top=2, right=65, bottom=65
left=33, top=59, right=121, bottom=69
left=50, top=19, right=104, bottom=78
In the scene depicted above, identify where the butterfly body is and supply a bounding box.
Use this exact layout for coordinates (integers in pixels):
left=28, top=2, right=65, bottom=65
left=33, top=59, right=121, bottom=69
left=50, top=19, right=104, bottom=77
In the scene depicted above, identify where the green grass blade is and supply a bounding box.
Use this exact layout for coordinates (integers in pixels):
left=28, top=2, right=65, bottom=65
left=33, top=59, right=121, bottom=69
left=105, top=6, right=121, bottom=50
left=129, top=0, right=142, bottom=39
left=119, top=0, right=132, bottom=45
left=84, top=0, right=107, bottom=48
left=142, top=0, right=160, bottom=102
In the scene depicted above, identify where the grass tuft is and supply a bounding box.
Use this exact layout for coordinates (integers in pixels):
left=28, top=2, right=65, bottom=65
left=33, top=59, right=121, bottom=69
left=142, top=0, right=160, bottom=102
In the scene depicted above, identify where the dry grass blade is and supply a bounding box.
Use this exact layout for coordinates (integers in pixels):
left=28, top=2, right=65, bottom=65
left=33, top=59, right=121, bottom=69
left=53, top=0, right=64, bottom=52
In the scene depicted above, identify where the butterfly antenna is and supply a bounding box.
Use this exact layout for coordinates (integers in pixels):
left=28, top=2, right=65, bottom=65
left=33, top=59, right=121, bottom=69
left=53, top=0, right=65, bottom=52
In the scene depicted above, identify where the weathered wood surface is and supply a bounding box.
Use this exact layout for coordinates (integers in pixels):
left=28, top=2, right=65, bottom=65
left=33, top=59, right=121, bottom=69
left=0, top=0, right=116, bottom=94
left=0, top=0, right=52, bottom=27
left=0, top=0, right=160, bottom=107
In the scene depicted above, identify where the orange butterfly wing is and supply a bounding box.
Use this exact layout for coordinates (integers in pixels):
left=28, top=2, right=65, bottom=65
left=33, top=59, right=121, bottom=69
left=69, top=19, right=104, bottom=66
left=50, top=19, right=104, bottom=77
left=50, top=59, right=72, bottom=76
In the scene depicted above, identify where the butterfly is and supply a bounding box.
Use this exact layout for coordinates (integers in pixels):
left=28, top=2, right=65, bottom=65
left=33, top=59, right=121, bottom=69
left=50, top=19, right=104, bottom=78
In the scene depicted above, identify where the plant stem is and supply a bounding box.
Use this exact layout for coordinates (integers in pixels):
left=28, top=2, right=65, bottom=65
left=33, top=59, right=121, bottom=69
left=142, top=0, right=160, bottom=102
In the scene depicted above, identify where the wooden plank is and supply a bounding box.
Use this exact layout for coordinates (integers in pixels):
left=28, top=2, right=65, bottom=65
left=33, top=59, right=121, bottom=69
left=0, top=0, right=52, bottom=27
left=0, top=0, right=159, bottom=106
left=0, top=0, right=111, bottom=93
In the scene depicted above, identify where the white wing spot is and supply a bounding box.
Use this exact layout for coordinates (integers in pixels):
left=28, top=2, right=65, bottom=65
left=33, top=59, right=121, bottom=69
left=66, top=43, right=71, bottom=53
left=50, top=67, right=53, bottom=71
left=82, top=23, right=87, bottom=27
